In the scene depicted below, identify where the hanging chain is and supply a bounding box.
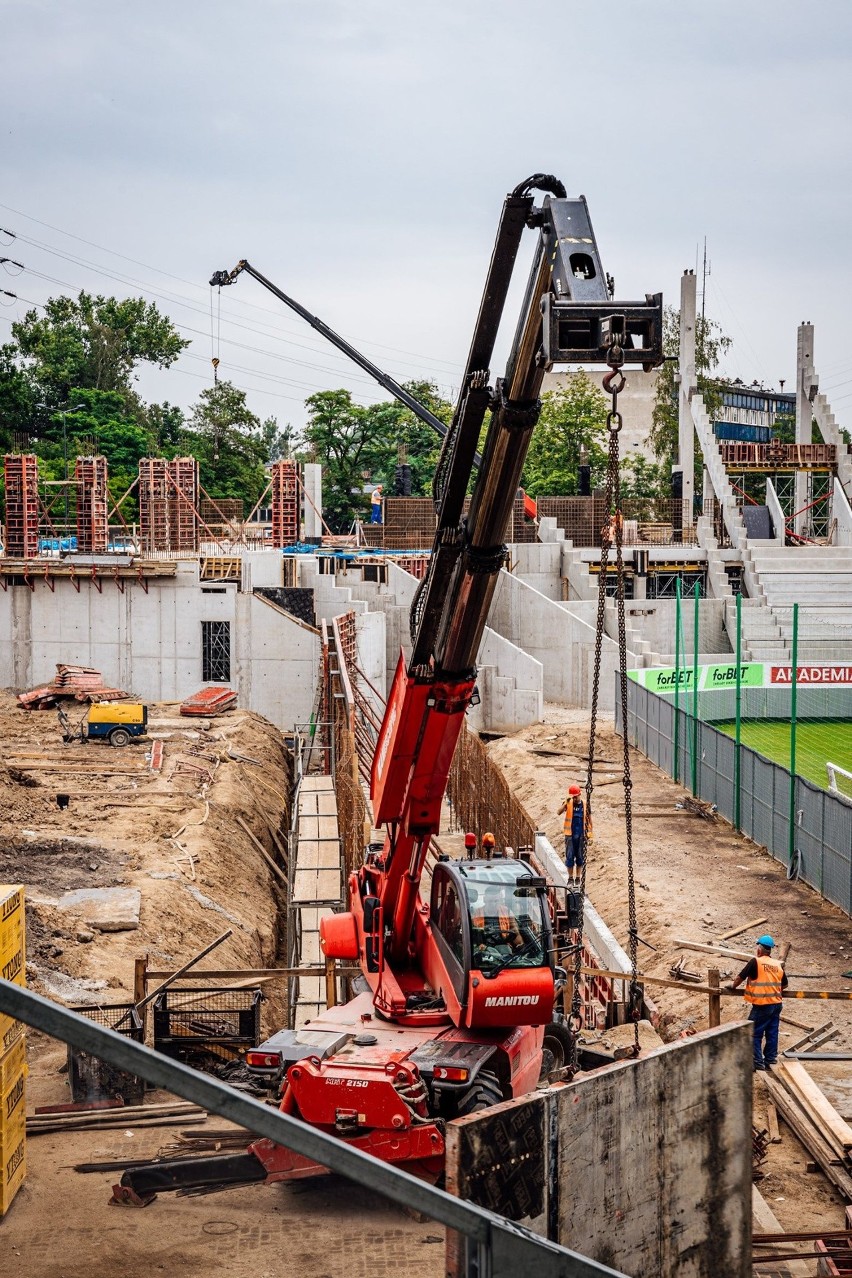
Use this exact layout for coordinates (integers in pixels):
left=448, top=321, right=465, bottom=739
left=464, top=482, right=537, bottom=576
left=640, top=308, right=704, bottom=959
left=570, top=335, right=641, bottom=1064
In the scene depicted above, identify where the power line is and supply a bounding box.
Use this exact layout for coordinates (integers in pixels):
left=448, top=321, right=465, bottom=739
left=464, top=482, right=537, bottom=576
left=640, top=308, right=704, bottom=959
left=0, top=202, right=465, bottom=373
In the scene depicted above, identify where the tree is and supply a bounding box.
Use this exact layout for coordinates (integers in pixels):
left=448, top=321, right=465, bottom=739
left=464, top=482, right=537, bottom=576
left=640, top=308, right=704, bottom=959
left=521, top=372, right=609, bottom=496
left=369, top=381, right=453, bottom=497
left=11, top=292, right=188, bottom=397
left=185, top=380, right=270, bottom=507
left=619, top=453, right=667, bottom=509
left=647, top=306, right=732, bottom=481
left=299, top=390, right=385, bottom=531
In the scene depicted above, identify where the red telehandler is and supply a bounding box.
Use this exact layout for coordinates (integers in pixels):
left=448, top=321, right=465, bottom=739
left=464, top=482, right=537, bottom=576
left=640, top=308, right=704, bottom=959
left=117, top=174, right=663, bottom=1202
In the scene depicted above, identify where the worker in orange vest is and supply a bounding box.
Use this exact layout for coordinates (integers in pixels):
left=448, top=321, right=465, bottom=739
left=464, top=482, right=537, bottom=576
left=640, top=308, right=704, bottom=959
left=471, top=884, right=522, bottom=952
left=557, top=785, right=591, bottom=885
left=730, top=934, right=788, bottom=1071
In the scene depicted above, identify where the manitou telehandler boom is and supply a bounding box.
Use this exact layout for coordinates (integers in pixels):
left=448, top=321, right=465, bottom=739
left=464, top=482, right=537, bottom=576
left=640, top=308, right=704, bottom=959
left=117, top=174, right=662, bottom=1202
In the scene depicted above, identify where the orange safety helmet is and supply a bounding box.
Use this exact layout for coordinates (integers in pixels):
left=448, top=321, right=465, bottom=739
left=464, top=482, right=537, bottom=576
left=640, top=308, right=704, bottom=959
left=569, top=785, right=581, bottom=796
left=463, top=832, right=477, bottom=849
left=482, top=832, right=496, bottom=848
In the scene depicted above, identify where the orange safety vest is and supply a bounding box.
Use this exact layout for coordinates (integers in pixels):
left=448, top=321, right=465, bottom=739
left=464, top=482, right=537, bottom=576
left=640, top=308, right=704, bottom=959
left=744, top=956, right=784, bottom=1006
left=472, top=909, right=513, bottom=934
left=563, top=796, right=592, bottom=838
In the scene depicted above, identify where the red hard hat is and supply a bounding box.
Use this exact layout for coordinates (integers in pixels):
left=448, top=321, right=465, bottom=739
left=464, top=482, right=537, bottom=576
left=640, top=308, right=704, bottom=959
left=569, top=785, right=581, bottom=796
left=464, top=832, right=477, bottom=848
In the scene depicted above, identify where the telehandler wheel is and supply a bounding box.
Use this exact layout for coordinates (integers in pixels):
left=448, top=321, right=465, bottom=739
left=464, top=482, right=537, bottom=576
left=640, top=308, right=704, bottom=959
left=108, top=727, right=132, bottom=747
left=456, top=1069, right=503, bottom=1116
left=540, top=1019, right=574, bottom=1076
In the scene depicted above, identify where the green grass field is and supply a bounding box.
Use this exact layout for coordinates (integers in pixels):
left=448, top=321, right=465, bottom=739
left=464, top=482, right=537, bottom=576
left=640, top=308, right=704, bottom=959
left=714, top=719, right=852, bottom=792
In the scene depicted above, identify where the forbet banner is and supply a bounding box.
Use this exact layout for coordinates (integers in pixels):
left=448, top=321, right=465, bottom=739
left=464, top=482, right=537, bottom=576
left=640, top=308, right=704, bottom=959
left=629, top=663, right=852, bottom=694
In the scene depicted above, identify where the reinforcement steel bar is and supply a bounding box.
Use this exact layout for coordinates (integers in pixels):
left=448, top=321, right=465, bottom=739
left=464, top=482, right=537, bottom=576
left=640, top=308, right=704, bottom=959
left=0, top=981, right=624, bottom=1278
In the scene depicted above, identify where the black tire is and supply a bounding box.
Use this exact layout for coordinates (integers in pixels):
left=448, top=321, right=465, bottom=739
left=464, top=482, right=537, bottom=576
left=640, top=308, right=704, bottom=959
left=109, top=727, right=132, bottom=747
left=541, top=1019, right=574, bottom=1076
left=456, top=1069, right=504, bottom=1116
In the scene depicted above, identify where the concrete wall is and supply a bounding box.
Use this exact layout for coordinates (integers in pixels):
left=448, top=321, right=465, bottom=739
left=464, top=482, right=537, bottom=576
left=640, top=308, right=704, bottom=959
left=623, top=598, right=730, bottom=657
left=509, top=541, right=564, bottom=600
left=0, top=562, right=319, bottom=731
left=488, top=569, right=640, bottom=710
left=446, top=1023, right=752, bottom=1278
left=468, top=628, right=543, bottom=733
left=834, top=476, right=852, bottom=548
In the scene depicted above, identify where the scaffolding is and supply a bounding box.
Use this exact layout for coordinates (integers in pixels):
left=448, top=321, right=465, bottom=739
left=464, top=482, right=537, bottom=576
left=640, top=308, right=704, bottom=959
left=272, top=460, right=299, bottom=548
left=3, top=454, right=40, bottom=559
left=138, top=457, right=200, bottom=553
left=75, top=455, right=109, bottom=553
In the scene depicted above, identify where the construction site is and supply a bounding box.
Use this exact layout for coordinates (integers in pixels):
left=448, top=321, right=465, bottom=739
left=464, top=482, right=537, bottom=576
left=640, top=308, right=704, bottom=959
left=2, top=176, right=852, bottom=1278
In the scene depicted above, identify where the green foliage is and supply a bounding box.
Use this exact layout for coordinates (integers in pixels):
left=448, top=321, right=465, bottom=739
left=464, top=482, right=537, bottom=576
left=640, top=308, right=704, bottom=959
left=648, top=306, right=732, bottom=480
left=184, top=381, right=270, bottom=508
left=521, top=372, right=609, bottom=496
left=299, top=381, right=453, bottom=531
left=620, top=453, right=667, bottom=504
left=12, top=291, right=188, bottom=395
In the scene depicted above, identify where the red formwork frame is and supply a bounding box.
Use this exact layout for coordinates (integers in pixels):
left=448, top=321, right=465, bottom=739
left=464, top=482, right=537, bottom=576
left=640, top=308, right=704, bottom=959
left=75, top=455, right=109, bottom=553
left=271, top=460, right=299, bottom=549
left=138, top=457, right=200, bottom=553
left=3, top=455, right=40, bottom=559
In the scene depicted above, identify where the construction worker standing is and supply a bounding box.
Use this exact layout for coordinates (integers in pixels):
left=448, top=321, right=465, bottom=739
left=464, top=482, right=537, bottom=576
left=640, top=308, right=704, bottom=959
left=557, top=785, right=590, bottom=885
left=370, top=485, right=383, bottom=524
left=730, top=934, right=788, bottom=1071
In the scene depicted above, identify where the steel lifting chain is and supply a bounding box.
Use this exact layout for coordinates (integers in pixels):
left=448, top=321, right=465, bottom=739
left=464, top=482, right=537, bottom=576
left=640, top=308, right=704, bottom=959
left=570, top=338, right=641, bottom=1064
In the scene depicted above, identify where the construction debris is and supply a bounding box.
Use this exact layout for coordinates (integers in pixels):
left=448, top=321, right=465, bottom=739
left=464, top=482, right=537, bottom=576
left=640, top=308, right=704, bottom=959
left=674, top=795, right=718, bottom=822
left=180, top=686, right=238, bottom=717
left=17, top=664, right=129, bottom=710
left=753, top=1125, right=770, bottom=1177
left=764, top=1065, right=852, bottom=1201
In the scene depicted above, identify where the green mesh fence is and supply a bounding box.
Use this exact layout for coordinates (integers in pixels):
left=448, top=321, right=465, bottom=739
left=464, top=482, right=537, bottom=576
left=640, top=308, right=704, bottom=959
left=630, top=591, right=852, bottom=868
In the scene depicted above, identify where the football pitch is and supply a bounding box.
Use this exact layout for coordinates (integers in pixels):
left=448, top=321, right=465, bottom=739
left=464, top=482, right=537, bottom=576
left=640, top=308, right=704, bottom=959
left=714, top=718, right=852, bottom=792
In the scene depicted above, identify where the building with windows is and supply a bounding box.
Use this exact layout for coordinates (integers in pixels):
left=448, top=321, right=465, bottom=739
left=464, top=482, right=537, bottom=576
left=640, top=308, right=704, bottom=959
left=713, top=380, right=795, bottom=443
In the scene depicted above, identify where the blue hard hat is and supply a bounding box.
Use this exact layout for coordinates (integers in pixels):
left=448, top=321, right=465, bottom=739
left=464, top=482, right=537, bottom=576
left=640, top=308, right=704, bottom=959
left=757, top=934, right=775, bottom=948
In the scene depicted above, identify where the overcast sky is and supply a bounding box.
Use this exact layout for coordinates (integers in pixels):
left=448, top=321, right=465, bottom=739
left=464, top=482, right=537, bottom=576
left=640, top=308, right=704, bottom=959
left=3, top=0, right=852, bottom=434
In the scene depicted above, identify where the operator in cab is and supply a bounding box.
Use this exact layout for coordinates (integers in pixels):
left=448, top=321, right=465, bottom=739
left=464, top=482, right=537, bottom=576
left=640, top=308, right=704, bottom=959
left=471, top=884, right=523, bottom=952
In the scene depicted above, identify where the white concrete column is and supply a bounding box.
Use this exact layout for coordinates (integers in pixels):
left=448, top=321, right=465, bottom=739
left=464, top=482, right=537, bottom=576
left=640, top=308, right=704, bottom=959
left=794, top=323, right=814, bottom=538
left=678, top=271, right=697, bottom=529
left=302, top=462, right=323, bottom=544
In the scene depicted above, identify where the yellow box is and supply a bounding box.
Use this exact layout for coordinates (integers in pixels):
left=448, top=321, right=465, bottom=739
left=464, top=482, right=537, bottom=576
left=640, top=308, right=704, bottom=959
left=0, top=1015, right=25, bottom=1061
left=1, top=1068, right=26, bottom=1132
left=0, top=1036, right=26, bottom=1095
left=0, top=885, right=24, bottom=971
left=87, top=702, right=146, bottom=727
left=0, top=1125, right=25, bottom=1217
left=0, top=1066, right=26, bottom=1215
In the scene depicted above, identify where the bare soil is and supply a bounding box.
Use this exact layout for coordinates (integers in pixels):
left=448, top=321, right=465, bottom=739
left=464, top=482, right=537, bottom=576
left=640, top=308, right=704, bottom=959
left=0, top=693, right=441, bottom=1275
left=488, top=705, right=852, bottom=1235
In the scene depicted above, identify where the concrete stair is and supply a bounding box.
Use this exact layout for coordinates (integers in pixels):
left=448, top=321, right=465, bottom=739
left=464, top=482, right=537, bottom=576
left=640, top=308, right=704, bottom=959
left=812, top=389, right=852, bottom=505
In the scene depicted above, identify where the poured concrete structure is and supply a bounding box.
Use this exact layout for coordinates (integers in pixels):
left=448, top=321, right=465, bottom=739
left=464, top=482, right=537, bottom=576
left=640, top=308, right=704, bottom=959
left=0, top=553, right=319, bottom=732
left=446, top=1023, right=752, bottom=1278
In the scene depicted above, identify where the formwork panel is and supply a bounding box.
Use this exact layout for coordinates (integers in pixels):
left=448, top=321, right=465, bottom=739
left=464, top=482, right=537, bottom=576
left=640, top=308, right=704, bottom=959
left=272, top=460, right=299, bottom=548
left=138, top=456, right=200, bottom=553
left=3, top=456, right=39, bottom=559
left=75, top=455, right=109, bottom=553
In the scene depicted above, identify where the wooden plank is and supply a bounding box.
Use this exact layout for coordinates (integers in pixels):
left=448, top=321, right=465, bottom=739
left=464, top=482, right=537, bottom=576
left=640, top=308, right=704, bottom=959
left=673, top=939, right=752, bottom=962
left=764, top=1074, right=852, bottom=1201
left=720, top=917, right=768, bottom=942
left=776, top=1061, right=852, bottom=1154
left=766, top=1102, right=781, bottom=1144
